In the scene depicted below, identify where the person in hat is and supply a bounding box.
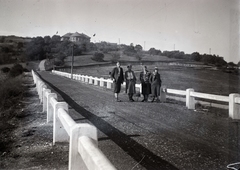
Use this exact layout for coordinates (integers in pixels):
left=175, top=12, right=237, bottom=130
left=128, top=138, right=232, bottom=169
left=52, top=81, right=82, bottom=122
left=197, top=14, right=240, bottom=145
left=149, top=67, right=162, bottom=102
left=125, top=65, right=136, bottom=102
left=139, top=65, right=151, bottom=102
left=111, top=62, right=124, bottom=102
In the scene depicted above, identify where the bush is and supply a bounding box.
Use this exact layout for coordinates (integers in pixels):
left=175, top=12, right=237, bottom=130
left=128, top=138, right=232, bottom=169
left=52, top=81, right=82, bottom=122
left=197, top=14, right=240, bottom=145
left=111, top=52, right=120, bottom=62
left=0, top=76, right=26, bottom=111
left=54, top=58, right=64, bottom=66
left=91, top=52, right=104, bottom=62
left=1, top=67, right=10, bottom=73
left=9, top=64, right=24, bottom=77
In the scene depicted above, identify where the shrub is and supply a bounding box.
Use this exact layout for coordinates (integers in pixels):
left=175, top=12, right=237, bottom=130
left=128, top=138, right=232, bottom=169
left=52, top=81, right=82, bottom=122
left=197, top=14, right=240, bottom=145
left=9, top=64, right=24, bottom=77
left=92, top=52, right=104, bottom=62
left=1, top=67, right=10, bottom=73
left=0, top=76, right=26, bottom=112
left=111, top=52, right=120, bottom=62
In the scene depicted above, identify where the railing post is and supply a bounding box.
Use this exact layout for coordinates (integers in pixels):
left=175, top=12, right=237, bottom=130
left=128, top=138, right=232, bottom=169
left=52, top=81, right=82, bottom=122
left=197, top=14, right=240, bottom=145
left=107, top=79, right=112, bottom=89
left=186, top=88, right=195, bottom=109
left=85, top=76, right=89, bottom=83
left=89, top=76, right=93, bottom=84
left=69, top=124, right=98, bottom=170
left=94, top=77, right=98, bottom=86
left=42, top=88, right=51, bottom=112
left=229, top=93, right=240, bottom=119
left=53, top=102, right=69, bottom=145
left=100, top=78, right=104, bottom=87
left=40, top=84, right=47, bottom=103
left=160, top=85, right=167, bottom=102
left=47, top=93, right=57, bottom=123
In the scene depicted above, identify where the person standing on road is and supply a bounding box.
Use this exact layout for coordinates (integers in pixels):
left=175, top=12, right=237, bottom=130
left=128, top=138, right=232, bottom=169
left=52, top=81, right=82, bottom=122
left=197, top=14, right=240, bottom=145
left=149, top=67, right=162, bottom=102
left=111, top=62, right=124, bottom=102
left=139, top=65, right=151, bottom=102
left=125, top=65, right=136, bottom=102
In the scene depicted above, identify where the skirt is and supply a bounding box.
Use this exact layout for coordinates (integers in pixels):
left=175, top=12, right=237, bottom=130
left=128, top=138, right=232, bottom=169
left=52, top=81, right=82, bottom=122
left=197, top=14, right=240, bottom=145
left=114, top=82, right=121, bottom=93
left=126, top=80, right=136, bottom=94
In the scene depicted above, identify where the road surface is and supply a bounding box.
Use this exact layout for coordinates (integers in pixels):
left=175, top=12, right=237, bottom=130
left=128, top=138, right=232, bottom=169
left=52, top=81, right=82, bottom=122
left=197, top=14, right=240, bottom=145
left=38, top=71, right=240, bottom=170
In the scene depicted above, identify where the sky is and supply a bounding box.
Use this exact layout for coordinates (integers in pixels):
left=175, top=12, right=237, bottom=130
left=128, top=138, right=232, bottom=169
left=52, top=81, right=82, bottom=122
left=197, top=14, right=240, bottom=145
left=0, top=0, right=239, bottom=63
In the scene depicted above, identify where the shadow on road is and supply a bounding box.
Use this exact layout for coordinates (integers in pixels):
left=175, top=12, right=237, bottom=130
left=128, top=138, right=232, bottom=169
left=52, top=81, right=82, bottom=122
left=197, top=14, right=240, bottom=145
left=38, top=73, right=179, bottom=170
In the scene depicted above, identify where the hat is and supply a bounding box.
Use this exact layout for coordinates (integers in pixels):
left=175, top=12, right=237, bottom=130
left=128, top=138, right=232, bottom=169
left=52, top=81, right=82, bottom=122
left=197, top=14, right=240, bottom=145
left=154, top=67, right=158, bottom=70
left=127, top=65, right=132, bottom=68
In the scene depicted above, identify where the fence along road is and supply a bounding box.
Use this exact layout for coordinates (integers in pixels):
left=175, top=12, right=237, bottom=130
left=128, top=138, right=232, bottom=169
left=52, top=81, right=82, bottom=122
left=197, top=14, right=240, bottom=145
left=38, top=70, right=239, bottom=170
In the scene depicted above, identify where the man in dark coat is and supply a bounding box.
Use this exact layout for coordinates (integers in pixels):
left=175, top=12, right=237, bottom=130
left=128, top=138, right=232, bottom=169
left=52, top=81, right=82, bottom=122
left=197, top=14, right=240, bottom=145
left=111, top=62, right=124, bottom=102
left=139, top=65, right=151, bottom=102
left=149, top=67, right=162, bottom=102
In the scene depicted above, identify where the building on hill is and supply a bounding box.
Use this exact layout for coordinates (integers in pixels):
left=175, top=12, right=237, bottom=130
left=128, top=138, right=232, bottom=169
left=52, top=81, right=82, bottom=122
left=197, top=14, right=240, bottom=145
left=61, top=32, right=90, bottom=43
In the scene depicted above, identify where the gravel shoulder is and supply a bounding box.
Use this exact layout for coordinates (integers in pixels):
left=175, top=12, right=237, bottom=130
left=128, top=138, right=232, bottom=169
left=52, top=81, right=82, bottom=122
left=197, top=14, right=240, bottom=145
left=0, top=73, right=68, bottom=170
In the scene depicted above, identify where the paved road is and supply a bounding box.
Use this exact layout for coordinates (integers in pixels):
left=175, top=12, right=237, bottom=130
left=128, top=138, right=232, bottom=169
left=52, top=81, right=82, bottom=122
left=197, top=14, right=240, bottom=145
left=38, top=71, right=240, bottom=170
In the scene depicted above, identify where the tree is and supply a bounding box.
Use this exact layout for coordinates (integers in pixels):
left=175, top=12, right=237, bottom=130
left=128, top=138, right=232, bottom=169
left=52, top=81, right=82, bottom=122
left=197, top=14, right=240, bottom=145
left=92, top=52, right=104, bottom=62
left=191, top=52, right=201, bottom=61
left=135, top=44, right=143, bottom=52
left=51, top=35, right=61, bottom=43
left=44, top=36, right=51, bottom=44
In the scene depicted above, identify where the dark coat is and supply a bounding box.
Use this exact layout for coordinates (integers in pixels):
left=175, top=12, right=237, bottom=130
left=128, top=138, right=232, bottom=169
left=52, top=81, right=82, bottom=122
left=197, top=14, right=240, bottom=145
left=125, top=70, right=136, bottom=94
left=111, top=67, right=124, bottom=84
left=149, top=72, right=161, bottom=96
left=139, top=71, right=151, bottom=95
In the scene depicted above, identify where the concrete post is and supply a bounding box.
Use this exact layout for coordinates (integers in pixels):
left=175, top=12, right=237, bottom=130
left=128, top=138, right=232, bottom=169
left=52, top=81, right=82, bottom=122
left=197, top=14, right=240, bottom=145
left=42, top=88, right=51, bottom=112
left=107, top=79, right=112, bottom=89
left=186, top=88, right=195, bottom=109
left=229, top=93, right=240, bottom=119
left=100, top=78, right=104, bottom=87
left=69, top=123, right=98, bottom=170
left=47, top=93, right=57, bottom=123
left=94, top=77, right=98, bottom=86
left=160, top=86, right=167, bottom=102
left=89, top=76, right=93, bottom=84
left=85, top=76, right=89, bottom=83
left=53, top=102, right=69, bottom=145
left=40, top=84, right=47, bottom=103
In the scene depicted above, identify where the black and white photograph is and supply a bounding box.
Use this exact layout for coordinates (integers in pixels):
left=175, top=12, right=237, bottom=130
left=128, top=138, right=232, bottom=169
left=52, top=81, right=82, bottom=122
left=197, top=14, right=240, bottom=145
left=0, top=0, right=240, bottom=169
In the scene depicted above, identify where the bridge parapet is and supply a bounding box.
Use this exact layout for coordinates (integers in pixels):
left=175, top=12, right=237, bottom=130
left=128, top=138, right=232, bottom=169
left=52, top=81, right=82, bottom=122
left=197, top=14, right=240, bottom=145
left=31, top=70, right=116, bottom=170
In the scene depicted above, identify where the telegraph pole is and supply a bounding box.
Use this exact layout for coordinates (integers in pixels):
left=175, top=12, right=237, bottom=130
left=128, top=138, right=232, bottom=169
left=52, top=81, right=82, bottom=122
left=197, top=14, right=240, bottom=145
left=71, top=44, right=75, bottom=79
left=209, top=48, right=211, bottom=54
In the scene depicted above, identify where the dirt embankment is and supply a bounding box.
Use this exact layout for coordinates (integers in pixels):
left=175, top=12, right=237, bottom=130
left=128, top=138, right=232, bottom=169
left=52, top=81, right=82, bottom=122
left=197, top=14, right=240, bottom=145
left=0, top=73, right=68, bottom=170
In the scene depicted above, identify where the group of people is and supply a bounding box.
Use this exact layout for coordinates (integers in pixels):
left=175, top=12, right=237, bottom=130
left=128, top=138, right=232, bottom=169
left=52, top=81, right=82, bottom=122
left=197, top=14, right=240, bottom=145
left=110, top=62, right=162, bottom=102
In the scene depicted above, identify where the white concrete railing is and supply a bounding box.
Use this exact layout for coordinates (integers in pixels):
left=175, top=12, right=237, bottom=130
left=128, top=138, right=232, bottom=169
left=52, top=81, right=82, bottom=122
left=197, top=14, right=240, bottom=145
left=32, top=70, right=116, bottom=170
left=52, top=70, right=240, bottom=120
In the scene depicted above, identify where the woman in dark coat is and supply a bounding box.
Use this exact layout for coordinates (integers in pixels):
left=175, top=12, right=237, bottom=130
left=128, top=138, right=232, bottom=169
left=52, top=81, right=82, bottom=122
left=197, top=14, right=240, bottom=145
left=139, top=66, right=151, bottom=102
left=125, top=65, right=136, bottom=102
left=149, top=67, right=162, bottom=102
left=111, top=62, right=124, bottom=102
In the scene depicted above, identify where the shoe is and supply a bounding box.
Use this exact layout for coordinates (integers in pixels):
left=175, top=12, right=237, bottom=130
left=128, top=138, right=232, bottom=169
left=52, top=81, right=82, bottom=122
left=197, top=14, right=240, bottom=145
left=116, top=99, right=122, bottom=102
left=141, top=99, right=145, bottom=102
left=131, top=99, right=135, bottom=102
left=151, top=98, right=155, bottom=102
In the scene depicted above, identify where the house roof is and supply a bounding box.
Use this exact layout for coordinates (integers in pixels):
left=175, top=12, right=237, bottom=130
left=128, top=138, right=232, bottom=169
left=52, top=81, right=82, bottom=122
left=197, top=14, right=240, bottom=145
left=70, top=32, right=82, bottom=37
left=62, top=32, right=90, bottom=39
left=62, top=33, right=72, bottom=37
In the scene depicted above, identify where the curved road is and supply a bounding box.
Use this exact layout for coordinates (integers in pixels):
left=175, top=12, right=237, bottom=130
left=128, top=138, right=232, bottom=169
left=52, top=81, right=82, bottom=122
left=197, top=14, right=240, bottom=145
left=38, top=71, right=239, bottom=170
